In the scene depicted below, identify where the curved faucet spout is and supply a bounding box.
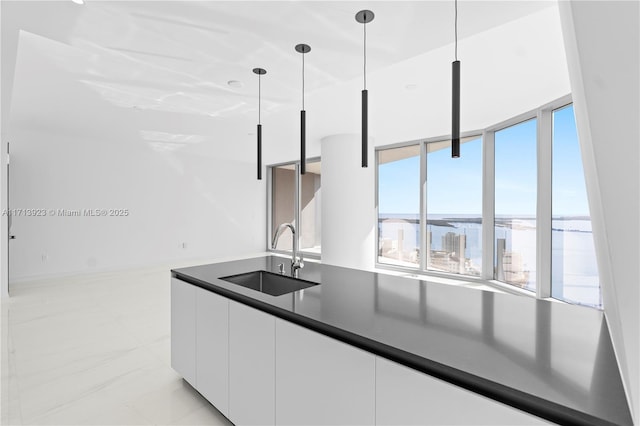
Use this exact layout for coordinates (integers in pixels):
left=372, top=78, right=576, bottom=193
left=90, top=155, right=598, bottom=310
left=272, top=223, right=295, bottom=249
left=271, top=222, right=304, bottom=277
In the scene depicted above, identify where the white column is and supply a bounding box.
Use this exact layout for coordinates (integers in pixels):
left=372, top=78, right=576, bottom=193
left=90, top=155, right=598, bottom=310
left=321, top=133, right=375, bottom=270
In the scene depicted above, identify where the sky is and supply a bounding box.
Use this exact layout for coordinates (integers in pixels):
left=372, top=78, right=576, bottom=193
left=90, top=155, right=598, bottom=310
left=494, top=118, right=537, bottom=215
left=552, top=105, right=590, bottom=216
left=378, top=105, right=590, bottom=217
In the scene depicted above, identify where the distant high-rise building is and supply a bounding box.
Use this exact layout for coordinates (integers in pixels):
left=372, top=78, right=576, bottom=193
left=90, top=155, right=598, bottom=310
left=427, top=229, right=479, bottom=276
left=442, top=232, right=465, bottom=255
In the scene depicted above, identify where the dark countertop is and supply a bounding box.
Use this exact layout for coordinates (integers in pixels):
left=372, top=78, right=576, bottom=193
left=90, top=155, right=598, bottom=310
left=172, top=255, right=632, bottom=426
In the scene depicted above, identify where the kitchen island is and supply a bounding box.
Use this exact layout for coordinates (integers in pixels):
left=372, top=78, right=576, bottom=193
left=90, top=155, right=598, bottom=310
left=171, top=255, right=632, bottom=426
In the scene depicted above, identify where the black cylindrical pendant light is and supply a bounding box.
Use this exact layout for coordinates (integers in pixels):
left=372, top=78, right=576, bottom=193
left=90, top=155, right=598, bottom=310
left=356, top=10, right=374, bottom=168
left=295, top=43, right=311, bottom=175
left=253, top=68, right=267, bottom=180
left=362, top=89, right=368, bottom=166
left=451, top=0, right=461, bottom=158
left=300, top=110, right=306, bottom=172
left=452, top=60, right=460, bottom=158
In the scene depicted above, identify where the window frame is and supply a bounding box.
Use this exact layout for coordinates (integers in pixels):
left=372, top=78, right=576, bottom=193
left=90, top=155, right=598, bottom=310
left=374, top=94, right=597, bottom=308
left=375, top=132, right=484, bottom=276
left=267, top=157, right=322, bottom=260
left=492, top=115, right=539, bottom=293
left=549, top=102, right=601, bottom=308
left=375, top=139, right=423, bottom=270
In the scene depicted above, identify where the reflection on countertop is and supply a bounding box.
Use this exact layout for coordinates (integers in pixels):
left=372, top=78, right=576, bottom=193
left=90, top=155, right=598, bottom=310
left=172, top=255, right=632, bottom=426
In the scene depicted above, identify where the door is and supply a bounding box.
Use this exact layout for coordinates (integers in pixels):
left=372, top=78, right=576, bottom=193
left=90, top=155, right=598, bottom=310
left=7, top=142, right=15, bottom=292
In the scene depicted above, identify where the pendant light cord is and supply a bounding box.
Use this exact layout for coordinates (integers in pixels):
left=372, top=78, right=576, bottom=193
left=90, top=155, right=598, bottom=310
left=302, top=52, right=305, bottom=110
left=258, top=74, right=261, bottom=125
left=454, top=0, right=458, bottom=61
left=364, top=16, right=367, bottom=90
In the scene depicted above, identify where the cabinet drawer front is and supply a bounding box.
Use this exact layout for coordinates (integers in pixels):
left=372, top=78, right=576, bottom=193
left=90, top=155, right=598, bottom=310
left=229, top=301, right=275, bottom=426
left=196, top=287, right=229, bottom=417
left=171, top=278, right=196, bottom=386
left=275, top=319, right=375, bottom=425
left=375, top=357, right=549, bottom=425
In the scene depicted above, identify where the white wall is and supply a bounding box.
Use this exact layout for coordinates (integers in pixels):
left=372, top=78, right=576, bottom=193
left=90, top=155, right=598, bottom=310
left=6, top=31, right=266, bottom=282
left=0, top=0, right=12, bottom=297
left=558, top=1, right=639, bottom=422
left=321, top=134, right=375, bottom=271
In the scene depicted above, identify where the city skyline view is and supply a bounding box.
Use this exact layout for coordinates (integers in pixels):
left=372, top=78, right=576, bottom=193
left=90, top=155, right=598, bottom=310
left=377, top=104, right=601, bottom=308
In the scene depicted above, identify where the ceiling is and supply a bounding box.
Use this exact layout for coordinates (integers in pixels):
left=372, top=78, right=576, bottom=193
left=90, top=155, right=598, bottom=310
left=3, top=1, right=555, bottom=120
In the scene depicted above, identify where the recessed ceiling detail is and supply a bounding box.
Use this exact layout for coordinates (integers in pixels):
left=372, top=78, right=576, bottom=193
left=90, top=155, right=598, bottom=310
left=4, top=1, right=555, bottom=120
left=3, top=0, right=568, bottom=162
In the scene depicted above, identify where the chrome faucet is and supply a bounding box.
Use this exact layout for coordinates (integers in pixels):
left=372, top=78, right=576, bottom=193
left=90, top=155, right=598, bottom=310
left=271, top=223, right=304, bottom=277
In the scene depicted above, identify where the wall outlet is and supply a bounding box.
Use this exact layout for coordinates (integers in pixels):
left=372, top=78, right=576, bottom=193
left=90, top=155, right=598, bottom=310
left=41, top=254, right=48, bottom=262
left=181, top=242, right=187, bottom=249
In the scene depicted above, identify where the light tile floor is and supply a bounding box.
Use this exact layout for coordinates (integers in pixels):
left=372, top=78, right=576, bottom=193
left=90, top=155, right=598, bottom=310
left=1, top=266, right=233, bottom=425
left=1, top=256, right=508, bottom=425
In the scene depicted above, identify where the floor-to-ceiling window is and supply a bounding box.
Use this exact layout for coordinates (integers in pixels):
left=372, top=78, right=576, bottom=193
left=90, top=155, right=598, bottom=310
left=494, top=119, right=537, bottom=292
left=374, top=96, right=601, bottom=309
left=269, top=159, right=321, bottom=256
left=271, top=164, right=296, bottom=251
left=426, top=137, right=482, bottom=276
left=551, top=105, right=600, bottom=307
left=377, top=145, right=421, bottom=267
left=300, top=160, right=322, bottom=254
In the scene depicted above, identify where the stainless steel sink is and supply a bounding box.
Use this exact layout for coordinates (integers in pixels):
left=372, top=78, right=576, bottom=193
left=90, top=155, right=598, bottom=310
left=218, top=270, right=319, bottom=296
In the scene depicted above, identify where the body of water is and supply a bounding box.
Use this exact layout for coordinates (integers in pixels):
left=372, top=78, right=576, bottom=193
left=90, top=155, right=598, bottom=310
left=378, top=213, right=601, bottom=307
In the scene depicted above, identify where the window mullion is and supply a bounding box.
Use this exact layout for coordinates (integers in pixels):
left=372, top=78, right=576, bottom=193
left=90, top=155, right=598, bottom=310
left=419, top=141, right=428, bottom=271
left=482, top=130, right=495, bottom=281
left=537, top=109, right=552, bottom=299
left=375, top=150, right=380, bottom=264
left=267, top=166, right=274, bottom=250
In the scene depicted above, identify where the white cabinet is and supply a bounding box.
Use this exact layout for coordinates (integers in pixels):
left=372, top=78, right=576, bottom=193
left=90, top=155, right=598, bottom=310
left=275, top=319, right=376, bottom=425
left=229, top=301, right=276, bottom=426
left=172, top=277, right=549, bottom=426
left=171, top=277, right=196, bottom=386
left=375, top=357, right=549, bottom=425
left=196, top=287, right=229, bottom=417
